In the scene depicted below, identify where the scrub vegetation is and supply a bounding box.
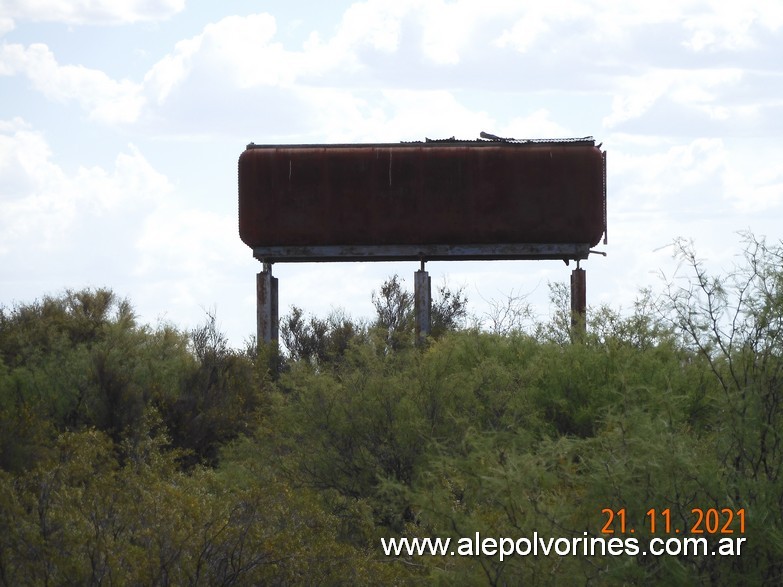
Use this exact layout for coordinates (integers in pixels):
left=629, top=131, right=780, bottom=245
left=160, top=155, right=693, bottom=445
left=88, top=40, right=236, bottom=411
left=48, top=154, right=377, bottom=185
left=1, top=233, right=781, bottom=585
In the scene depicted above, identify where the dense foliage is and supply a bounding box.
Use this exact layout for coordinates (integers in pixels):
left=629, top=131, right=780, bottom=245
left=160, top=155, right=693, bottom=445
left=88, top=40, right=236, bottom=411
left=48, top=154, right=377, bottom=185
left=1, top=234, right=781, bottom=585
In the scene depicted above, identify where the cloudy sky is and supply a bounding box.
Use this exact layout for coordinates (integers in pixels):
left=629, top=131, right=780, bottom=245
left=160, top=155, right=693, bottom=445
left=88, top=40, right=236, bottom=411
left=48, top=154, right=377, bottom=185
left=1, top=0, right=781, bottom=346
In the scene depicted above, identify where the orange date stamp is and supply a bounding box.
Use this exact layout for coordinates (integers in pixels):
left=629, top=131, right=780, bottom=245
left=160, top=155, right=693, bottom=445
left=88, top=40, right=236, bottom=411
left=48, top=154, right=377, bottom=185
left=601, top=508, right=746, bottom=535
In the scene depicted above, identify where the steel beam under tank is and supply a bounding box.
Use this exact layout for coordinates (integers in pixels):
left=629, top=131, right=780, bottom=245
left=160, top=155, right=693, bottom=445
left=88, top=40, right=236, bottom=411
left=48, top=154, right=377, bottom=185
left=253, top=243, right=591, bottom=263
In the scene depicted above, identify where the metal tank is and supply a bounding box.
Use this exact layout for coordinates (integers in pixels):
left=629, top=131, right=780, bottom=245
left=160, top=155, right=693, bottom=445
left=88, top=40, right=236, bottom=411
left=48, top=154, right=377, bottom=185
left=238, top=137, right=606, bottom=262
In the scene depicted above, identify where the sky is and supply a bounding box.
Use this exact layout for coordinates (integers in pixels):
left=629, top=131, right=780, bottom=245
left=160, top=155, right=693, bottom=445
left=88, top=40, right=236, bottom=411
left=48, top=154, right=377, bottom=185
left=1, top=0, right=782, bottom=347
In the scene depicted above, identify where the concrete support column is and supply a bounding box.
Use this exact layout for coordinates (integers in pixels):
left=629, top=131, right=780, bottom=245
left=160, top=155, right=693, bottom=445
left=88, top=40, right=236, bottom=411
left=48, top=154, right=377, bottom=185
left=415, top=266, right=431, bottom=345
left=570, top=267, right=586, bottom=335
left=257, top=263, right=278, bottom=346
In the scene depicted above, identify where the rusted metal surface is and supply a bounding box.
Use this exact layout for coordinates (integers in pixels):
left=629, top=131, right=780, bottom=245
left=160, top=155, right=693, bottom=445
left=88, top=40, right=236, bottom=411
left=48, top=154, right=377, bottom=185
left=238, top=139, right=606, bottom=262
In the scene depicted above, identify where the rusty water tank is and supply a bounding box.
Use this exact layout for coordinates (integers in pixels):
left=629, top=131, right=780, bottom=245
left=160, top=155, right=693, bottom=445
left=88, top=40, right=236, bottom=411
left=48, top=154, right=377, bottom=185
left=238, top=138, right=606, bottom=262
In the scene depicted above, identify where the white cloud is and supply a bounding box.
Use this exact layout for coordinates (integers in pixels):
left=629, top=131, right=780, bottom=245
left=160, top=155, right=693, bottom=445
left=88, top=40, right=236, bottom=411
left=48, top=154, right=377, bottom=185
left=0, top=0, right=185, bottom=25
left=417, top=0, right=486, bottom=65
left=495, top=16, right=550, bottom=54
left=603, top=134, right=780, bottom=292
left=4, top=1, right=778, bottom=137
left=144, top=13, right=302, bottom=106
left=135, top=206, right=239, bottom=280
left=683, top=1, right=783, bottom=52
left=0, top=116, right=254, bottom=342
left=603, top=68, right=744, bottom=129
left=310, top=89, right=495, bottom=142
left=137, top=10, right=509, bottom=139
left=131, top=198, right=256, bottom=338
left=0, top=17, right=14, bottom=36
left=609, top=137, right=727, bottom=211
left=721, top=145, right=783, bottom=213
left=202, top=14, right=284, bottom=87
left=0, top=120, right=171, bottom=256
left=0, top=122, right=62, bottom=253
left=336, top=0, right=412, bottom=54
left=0, top=42, right=145, bottom=123
left=143, top=35, right=203, bottom=104
left=502, top=110, right=572, bottom=138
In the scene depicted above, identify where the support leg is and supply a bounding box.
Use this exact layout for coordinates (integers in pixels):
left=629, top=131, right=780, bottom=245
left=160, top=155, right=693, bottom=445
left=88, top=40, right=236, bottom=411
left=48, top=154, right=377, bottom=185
left=570, top=266, right=586, bottom=335
left=415, top=266, right=431, bottom=344
left=257, top=263, right=278, bottom=346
